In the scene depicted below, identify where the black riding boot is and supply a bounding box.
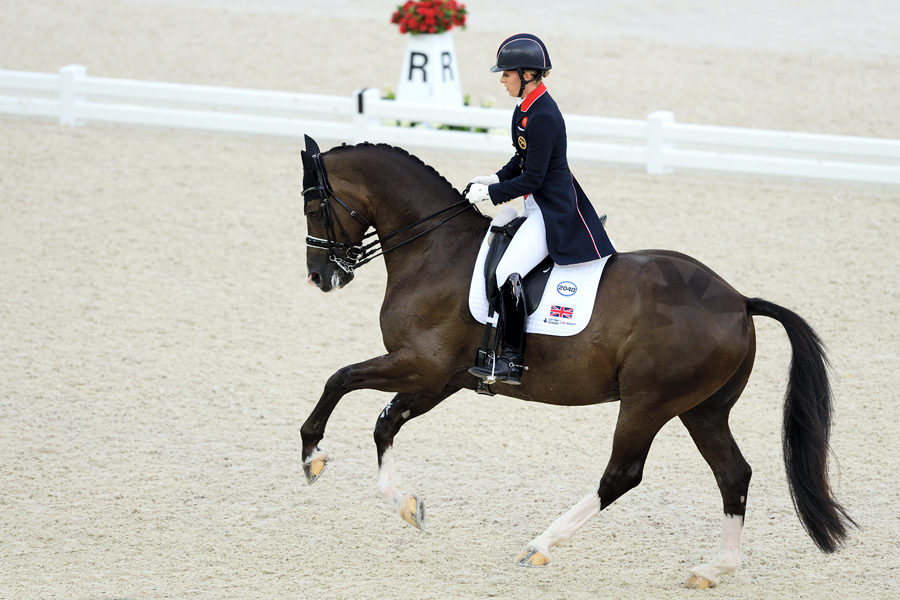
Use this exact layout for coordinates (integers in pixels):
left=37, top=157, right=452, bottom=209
left=469, top=273, right=528, bottom=385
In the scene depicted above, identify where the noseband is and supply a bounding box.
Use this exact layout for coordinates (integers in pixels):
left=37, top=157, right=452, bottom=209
left=303, top=151, right=475, bottom=273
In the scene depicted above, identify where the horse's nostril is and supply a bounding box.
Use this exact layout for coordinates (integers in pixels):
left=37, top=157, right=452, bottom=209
left=308, top=273, right=321, bottom=287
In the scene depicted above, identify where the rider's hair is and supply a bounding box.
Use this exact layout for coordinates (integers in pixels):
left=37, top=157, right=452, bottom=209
left=524, top=69, right=550, bottom=83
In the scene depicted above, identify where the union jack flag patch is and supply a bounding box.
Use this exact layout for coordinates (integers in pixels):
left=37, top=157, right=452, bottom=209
left=550, top=305, right=574, bottom=319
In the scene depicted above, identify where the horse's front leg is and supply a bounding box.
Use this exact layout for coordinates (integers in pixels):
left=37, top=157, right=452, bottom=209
left=373, top=387, right=461, bottom=530
left=299, top=350, right=446, bottom=484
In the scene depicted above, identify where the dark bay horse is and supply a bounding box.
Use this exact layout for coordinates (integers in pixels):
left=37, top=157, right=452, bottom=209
left=298, top=138, right=855, bottom=588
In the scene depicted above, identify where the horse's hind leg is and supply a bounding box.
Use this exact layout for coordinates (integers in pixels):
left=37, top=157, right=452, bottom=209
left=679, top=406, right=751, bottom=588
left=679, top=350, right=755, bottom=589
left=374, top=386, right=461, bottom=530
left=516, top=403, right=668, bottom=567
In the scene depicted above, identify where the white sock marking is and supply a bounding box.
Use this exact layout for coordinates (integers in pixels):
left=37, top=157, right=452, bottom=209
left=527, top=491, right=602, bottom=555
left=377, top=446, right=404, bottom=509
left=690, top=513, right=744, bottom=584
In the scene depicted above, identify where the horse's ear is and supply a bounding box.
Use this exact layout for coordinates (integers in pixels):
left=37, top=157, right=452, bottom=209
left=304, top=134, right=320, bottom=156
left=300, top=150, right=316, bottom=191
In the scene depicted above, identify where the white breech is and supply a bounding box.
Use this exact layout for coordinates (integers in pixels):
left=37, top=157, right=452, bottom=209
left=495, top=195, right=549, bottom=284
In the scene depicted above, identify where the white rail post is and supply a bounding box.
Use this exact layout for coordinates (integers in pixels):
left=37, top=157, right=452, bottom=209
left=647, top=110, right=674, bottom=174
left=353, top=88, right=381, bottom=144
left=59, top=64, right=87, bottom=126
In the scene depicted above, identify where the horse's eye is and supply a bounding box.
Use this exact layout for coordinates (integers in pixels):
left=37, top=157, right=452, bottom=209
left=304, top=200, right=323, bottom=219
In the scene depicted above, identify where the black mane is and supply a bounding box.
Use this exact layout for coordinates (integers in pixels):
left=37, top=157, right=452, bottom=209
left=326, top=142, right=464, bottom=199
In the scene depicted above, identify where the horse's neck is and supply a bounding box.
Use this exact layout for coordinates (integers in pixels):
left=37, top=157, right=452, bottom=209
left=378, top=201, right=489, bottom=281
left=370, top=184, right=458, bottom=236
left=332, top=148, right=489, bottom=279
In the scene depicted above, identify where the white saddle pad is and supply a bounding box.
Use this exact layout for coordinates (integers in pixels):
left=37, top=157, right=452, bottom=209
left=468, top=209, right=611, bottom=337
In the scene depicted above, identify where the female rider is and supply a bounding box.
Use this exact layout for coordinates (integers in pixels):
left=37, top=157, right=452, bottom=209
left=466, top=33, right=616, bottom=385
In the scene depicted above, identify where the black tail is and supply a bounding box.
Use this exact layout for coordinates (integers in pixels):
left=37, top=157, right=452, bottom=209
left=747, top=297, right=858, bottom=552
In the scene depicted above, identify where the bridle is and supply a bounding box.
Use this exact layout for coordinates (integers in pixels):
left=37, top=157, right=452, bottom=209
left=303, top=150, right=476, bottom=273
left=303, top=151, right=370, bottom=273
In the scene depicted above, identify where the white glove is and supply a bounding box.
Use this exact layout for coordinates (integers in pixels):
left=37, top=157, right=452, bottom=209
left=469, top=174, right=500, bottom=186
left=466, top=183, right=491, bottom=204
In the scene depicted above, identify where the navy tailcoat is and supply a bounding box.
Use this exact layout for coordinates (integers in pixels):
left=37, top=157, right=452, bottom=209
left=487, top=83, right=615, bottom=265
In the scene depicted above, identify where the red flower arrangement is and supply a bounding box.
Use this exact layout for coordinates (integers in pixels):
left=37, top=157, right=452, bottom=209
left=391, top=0, right=467, bottom=35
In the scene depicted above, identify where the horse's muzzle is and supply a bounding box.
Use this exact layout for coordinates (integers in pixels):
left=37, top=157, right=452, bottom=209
left=307, top=269, right=353, bottom=292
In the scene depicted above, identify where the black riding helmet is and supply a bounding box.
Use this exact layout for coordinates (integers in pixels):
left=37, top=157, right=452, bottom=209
left=490, top=33, right=552, bottom=98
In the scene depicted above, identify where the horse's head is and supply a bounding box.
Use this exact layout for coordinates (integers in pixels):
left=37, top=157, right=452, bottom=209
left=301, top=141, right=372, bottom=292
left=300, top=137, right=478, bottom=293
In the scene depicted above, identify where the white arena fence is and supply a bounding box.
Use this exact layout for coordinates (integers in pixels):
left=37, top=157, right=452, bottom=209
left=2, top=65, right=900, bottom=185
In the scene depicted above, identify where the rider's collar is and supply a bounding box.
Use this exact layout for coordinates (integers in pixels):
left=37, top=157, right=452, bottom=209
left=520, top=82, right=547, bottom=112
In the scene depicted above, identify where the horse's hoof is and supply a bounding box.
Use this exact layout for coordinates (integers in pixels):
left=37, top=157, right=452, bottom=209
left=303, top=458, right=327, bottom=484
left=515, top=546, right=550, bottom=567
left=684, top=574, right=715, bottom=590
left=400, top=493, right=426, bottom=531
left=302, top=450, right=328, bottom=485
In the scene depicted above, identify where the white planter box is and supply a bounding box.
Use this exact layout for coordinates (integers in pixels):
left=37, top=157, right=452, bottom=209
left=396, top=31, right=463, bottom=106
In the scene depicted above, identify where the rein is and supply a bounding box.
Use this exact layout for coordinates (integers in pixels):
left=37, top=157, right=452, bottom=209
left=303, top=151, right=476, bottom=273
